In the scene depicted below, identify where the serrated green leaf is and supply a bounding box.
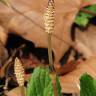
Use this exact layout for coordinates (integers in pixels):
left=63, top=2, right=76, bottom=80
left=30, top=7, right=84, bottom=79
left=80, top=73, right=96, bottom=96
left=26, top=67, right=61, bottom=96
left=40, top=68, right=46, bottom=90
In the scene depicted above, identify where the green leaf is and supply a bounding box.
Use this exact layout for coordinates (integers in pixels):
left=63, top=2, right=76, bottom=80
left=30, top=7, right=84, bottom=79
left=26, top=67, right=61, bottom=96
left=80, top=73, right=96, bottom=96
left=75, top=15, right=89, bottom=27
left=75, top=4, right=96, bottom=27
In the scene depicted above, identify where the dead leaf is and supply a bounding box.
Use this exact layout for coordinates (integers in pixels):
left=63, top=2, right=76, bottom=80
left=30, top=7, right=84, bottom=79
left=0, top=0, right=96, bottom=66
left=75, top=25, right=96, bottom=59
left=8, top=0, right=82, bottom=63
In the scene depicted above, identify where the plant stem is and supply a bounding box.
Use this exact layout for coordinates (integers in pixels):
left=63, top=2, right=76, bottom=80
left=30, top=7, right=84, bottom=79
left=47, top=33, right=54, bottom=71
left=20, top=86, right=25, bottom=96
left=81, top=8, right=96, bottom=16
left=47, top=33, right=57, bottom=96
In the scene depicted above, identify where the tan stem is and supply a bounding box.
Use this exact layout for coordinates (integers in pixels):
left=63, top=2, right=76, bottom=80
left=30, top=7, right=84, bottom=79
left=20, top=86, right=25, bottom=96
left=50, top=73, right=57, bottom=96
left=47, top=33, right=54, bottom=71
left=52, top=80, right=57, bottom=96
left=81, top=8, right=96, bottom=16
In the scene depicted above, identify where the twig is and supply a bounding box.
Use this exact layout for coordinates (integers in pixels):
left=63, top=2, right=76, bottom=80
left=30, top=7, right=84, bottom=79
left=0, top=44, right=25, bottom=78
left=3, top=78, right=9, bottom=90
left=81, top=8, right=96, bottom=16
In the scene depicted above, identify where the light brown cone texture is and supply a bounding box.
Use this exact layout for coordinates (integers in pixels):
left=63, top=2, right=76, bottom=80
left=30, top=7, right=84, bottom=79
left=14, top=58, right=24, bottom=86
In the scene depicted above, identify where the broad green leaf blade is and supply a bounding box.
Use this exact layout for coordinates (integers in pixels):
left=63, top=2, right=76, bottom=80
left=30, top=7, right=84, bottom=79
left=27, top=67, right=61, bottom=96
left=80, top=74, right=96, bottom=96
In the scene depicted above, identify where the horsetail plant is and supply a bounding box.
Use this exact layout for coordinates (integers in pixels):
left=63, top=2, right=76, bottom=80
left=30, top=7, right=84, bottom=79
left=27, top=0, right=61, bottom=96
left=44, top=0, right=61, bottom=96
left=44, top=0, right=55, bottom=71
left=14, top=58, right=25, bottom=96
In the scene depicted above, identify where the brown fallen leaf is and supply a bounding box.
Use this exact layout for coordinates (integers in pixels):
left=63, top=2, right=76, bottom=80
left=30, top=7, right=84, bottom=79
left=8, top=0, right=82, bottom=64
left=0, top=0, right=96, bottom=77
left=75, top=25, right=96, bottom=59
left=5, top=87, right=26, bottom=96
left=54, top=60, right=81, bottom=75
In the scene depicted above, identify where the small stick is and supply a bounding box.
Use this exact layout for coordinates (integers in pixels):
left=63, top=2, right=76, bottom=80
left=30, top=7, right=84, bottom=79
left=81, top=8, right=96, bottom=16
left=0, top=44, right=25, bottom=78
